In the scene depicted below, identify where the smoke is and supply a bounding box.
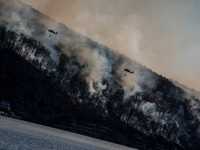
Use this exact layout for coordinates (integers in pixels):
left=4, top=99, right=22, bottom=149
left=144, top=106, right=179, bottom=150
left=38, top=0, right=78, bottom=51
left=20, top=0, right=200, bottom=92
left=0, top=0, right=159, bottom=98
left=1, top=0, right=199, bottom=99
left=2, top=2, right=200, bottom=148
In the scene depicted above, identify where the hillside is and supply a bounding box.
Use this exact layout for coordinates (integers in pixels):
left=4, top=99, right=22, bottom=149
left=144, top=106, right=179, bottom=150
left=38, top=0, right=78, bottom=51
left=0, top=0, right=200, bottom=149
left=0, top=46, right=182, bottom=150
left=172, top=80, right=200, bottom=100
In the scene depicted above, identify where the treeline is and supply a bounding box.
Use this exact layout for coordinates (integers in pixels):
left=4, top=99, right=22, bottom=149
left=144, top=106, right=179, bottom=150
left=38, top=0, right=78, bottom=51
left=0, top=25, right=55, bottom=73
left=0, top=46, right=183, bottom=150
left=0, top=25, right=88, bottom=93
left=1, top=24, right=199, bottom=149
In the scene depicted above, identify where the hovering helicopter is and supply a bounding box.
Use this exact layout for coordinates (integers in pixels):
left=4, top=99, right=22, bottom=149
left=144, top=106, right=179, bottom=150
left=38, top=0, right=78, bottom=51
left=48, top=29, right=58, bottom=34
left=124, top=68, right=134, bottom=74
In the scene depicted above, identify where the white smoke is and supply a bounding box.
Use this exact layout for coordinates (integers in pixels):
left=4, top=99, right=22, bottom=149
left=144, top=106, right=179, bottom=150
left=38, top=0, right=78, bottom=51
left=0, top=0, right=157, bottom=97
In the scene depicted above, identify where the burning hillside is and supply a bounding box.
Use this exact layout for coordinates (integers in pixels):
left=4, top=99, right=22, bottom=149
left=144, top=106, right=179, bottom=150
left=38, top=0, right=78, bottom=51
left=0, top=0, right=200, bottom=149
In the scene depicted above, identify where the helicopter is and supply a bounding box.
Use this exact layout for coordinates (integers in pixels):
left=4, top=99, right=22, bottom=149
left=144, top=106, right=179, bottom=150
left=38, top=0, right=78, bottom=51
left=48, top=29, right=58, bottom=34
left=124, top=68, right=134, bottom=74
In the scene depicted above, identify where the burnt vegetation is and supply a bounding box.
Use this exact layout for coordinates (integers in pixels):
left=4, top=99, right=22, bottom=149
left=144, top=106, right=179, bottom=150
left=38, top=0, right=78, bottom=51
left=0, top=23, right=200, bottom=150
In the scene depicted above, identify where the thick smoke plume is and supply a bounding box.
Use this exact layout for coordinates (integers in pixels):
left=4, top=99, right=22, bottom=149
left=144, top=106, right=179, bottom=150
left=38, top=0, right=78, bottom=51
left=0, top=0, right=157, bottom=97
left=20, top=0, right=200, bottom=92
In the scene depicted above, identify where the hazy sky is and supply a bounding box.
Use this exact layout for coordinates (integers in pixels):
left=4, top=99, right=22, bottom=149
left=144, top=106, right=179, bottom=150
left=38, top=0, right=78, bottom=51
left=20, top=0, right=200, bottom=91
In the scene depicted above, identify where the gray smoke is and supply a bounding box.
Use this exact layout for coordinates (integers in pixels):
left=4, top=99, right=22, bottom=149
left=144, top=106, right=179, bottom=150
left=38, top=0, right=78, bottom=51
left=2, top=1, right=200, bottom=148
left=20, top=0, right=200, bottom=92
left=0, top=0, right=157, bottom=97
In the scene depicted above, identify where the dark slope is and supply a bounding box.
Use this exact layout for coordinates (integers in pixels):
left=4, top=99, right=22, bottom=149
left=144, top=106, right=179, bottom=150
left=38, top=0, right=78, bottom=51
left=0, top=46, right=71, bottom=122
left=0, top=47, right=183, bottom=150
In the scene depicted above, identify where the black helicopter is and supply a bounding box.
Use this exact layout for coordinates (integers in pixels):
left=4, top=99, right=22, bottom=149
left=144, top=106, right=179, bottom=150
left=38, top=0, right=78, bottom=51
left=124, top=68, right=134, bottom=74
left=48, top=29, right=58, bottom=34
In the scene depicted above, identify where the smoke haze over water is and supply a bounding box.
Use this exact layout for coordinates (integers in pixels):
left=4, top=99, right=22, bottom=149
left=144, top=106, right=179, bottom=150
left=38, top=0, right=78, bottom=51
left=20, top=0, right=200, bottom=92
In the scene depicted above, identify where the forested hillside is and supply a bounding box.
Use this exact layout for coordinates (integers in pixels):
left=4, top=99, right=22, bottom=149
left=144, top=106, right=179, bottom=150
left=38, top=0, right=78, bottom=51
left=0, top=0, right=200, bottom=149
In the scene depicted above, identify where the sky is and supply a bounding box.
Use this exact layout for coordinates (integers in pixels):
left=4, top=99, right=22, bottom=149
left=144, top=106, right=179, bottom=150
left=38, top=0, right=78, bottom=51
left=20, top=0, right=200, bottom=92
